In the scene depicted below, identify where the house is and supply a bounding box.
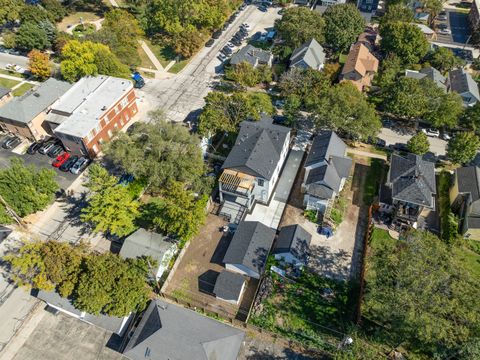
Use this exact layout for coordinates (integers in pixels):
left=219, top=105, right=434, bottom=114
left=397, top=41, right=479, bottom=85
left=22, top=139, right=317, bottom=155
left=219, top=115, right=290, bottom=223
left=0, top=78, right=72, bottom=140
left=302, top=131, right=352, bottom=214
left=447, top=68, right=480, bottom=106
left=357, top=27, right=378, bottom=52
left=357, top=0, right=379, bottom=13
left=321, top=0, right=346, bottom=8
left=413, top=23, right=436, bottom=40
left=379, top=153, right=436, bottom=227
left=0, top=86, right=12, bottom=106
left=450, top=166, right=480, bottom=240
left=340, top=42, right=379, bottom=91
left=222, top=221, right=276, bottom=279
left=230, top=45, right=273, bottom=68
left=294, top=0, right=314, bottom=5
left=290, top=38, right=326, bottom=70
left=36, top=290, right=131, bottom=336
left=122, top=299, right=244, bottom=360
left=273, top=224, right=312, bottom=266
left=47, top=76, right=138, bottom=158
left=405, top=67, right=447, bottom=92
left=213, top=270, right=246, bottom=305
left=119, top=228, right=177, bottom=281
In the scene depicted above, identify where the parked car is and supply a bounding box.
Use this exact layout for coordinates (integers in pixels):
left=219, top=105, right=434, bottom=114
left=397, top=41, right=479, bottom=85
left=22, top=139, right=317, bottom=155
left=441, top=132, right=452, bottom=141
left=392, top=142, right=409, bottom=152
left=0, top=135, right=15, bottom=148
left=437, top=11, right=447, bottom=21
left=437, top=23, right=448, bottom=30
left=231, top=38, right=242, bottom=46
left=52, top=152, right=70, bottom=167
left=2, top=136, right=21, bottom=149
left=47, top=144, right=64, bottom=158
left=205, top=38, right=215, bottom=47
left=240, top=23, right=251, bottom=31
left=70, top=157, right=89, bottom=175
left=212, top=30, right=222, bottom=39
left=258, top=5, right=267, bottom=12
left=38, top=140, right=58, bottom=155
left=422, top=128, right=440, bottom=137
left=27, top=141, right=43, bottom=154
left=221, top=46, right=233, bottom=56
left=438, top=28, right=451, bottom=35
left=59, top=155, right=78, bottom=172
left=218, top=53, right=227, bottom=61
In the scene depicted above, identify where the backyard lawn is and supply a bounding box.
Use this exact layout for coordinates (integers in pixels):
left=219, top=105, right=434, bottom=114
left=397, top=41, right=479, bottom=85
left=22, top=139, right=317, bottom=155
left=363, top=158, right=385, bottom=206
left=0, top=78, right=20, bottom=89
left=455, top=243, right=480, bottom=277
left=143, top=39, right=189, bottom=73
left=57, top=12, right=101, bottom=32
left=12, top=83, right=34, bottom=97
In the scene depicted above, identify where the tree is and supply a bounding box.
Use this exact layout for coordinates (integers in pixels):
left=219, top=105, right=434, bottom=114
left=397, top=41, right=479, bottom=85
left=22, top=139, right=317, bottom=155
left=380, top=22, right=429, bottom=64
left=28, top=50, right=51, bottom=80
left=20, top=4, right=51, bottom=24
left=424, top=89, right=463, bottom=129
left=60, top=40, right=130, bottom=82
left=171, top=26, right=205, bottom=58
left=84, top=164, right=118, bottom=193
left=15, top=22, right=50, bottom=51
left=104, top=112, right=205, bottom=192
left=323, top=4, right=365, bottom=52
left=274, top=7, right=324, bottom=52
left=312, top=82, right=381, bottom=141
left=461, top=102, right=480, bottom=132
left=0, top=158, right=58, bottom=218
left=41, top=0, right=68, bottom=22
left=374, top=54, right=404, bottom=89
left=198, top=91, right=274, bottom=136
left=364, top=230, right=480, bottom=356
left=407, top=132, right=429, bottom=155
left=0, top=0, right=24, bottom=25
left=379, top=4, right=414, bottom=28
left=382, top=77, right=427, bottom=119
left=225, top=62, right=272, bottom=87
left=447, top=132, right=480, bottom=164
left=427, top=47, right=466, bottom=72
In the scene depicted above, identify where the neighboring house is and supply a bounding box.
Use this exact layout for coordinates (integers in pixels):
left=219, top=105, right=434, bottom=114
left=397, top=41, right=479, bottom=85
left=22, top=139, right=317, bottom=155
left=230, top=45, right=273, bottom=68
left=450, top=166, right=480, bottom=240
left=302, top=131, right=352, bottom=215
left=213, top=270, right=246, bottom=305
left=357, top=0, right=379, bottom=13
left=379, top=153, right=436, bottom=227
left=0, top=86, right=12, bottom=106
left=340, top=42, right=379, bottom=92
left=414, top=12, right=430, bottom=23
left=469, top=0, right=480, bottom=28
left=0, top=78, right=71, bottom=140
left=294, top=0, right=314, bottom=5
left=321, top=0, right=346, bottom=8
left=223, top=221, right=276, bottom=279
left=357, top=27, right=378, bottom=52
left=413, top=23, right=436, bottom=40
left=47, top=76, right=138, bottom=158
left=290, top=38, right=326, bottom=70
left=447, top=68, right=480, bottom=106
left=119, top=228, right=177, bottom=281
left=273, top=224, right=312, bottom=267
left=123, top=299, right=244, bottom=360
left=405, top=67, right=447, bottom=92
left=36, top=290, right=131, bottom=336
left=219, top=115, right=290, bottom=223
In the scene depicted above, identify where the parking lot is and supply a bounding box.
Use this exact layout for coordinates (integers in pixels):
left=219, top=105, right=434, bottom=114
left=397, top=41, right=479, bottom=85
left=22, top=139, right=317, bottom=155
left=434, top=10, right=471, bottom=45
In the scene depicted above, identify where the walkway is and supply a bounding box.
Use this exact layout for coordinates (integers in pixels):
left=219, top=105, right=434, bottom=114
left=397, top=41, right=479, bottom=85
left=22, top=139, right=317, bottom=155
left=138, top=40, right=164, bottom=72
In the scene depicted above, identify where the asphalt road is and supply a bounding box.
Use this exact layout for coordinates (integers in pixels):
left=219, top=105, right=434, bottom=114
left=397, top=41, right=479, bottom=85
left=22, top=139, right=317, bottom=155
left=0, top=52, right=28, bottom=70
left=378, top=127, right=447, bottom=156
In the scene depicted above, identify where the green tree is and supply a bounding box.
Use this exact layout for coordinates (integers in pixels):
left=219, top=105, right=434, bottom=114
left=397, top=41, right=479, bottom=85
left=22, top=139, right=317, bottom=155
left=84, top=164, right=118, bottom=193
left=274, top=7, right=325, bottom=52
left=427, top=47, right=466, bottom=72
left=225, top=62, right=272, bottom=87
left=407, top=132, right=430, bottom=155
left=0, top=0, right=24, bottom=24
left=379, top=4, right=414, bottom=28
left=424, top=89, right=463, bottom=129
left=20, top=4, right=51, bottom=24
left=380, top=22, right=429, bottom=64
left=461, top=102, right=480, bottom=132
left=28, top=50, right=51, bottom=80
left=323, top=4, right=365, bottom=52
left=41, top=0, right=68, bottom=22
left=447, top=132, right=480, bottom=164
left=312, top=82, right=381, bottom=141
left=15, top=22, right=50, bottom=51
left=0, top=158, right=58, bottom=218
left=383, top=77, right=427, bottom=119
left=198, top=91, right=274, bottom=136
left=374, top=54, right=404, bottom=89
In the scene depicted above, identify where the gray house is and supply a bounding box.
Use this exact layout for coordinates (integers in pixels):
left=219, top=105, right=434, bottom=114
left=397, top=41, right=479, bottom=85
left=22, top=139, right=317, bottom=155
left=213, top=270, right=246, bottom=305
left=290, top=38, right=326, bottom=70
left=302, top=131, right=352, bottom=214
left=120, top=228, right=177, bottom=280
left=380, top=153, right=436, bottom=227
left=219, top=115, right=290, bottom=223
left=223, top=221, right=276, bottom=279
left=230, top=45, right=273, bottom=68
left=405, top=67, right=447, bottom=92
left=448, top=68, right=480, bottom=106
left=273, top=224, right=312, bottom=266
left=123, top=299, right=244, bottom=360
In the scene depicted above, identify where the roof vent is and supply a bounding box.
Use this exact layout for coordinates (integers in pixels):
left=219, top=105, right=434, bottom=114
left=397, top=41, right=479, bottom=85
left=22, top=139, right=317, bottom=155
left=157, top=304, right=168, bottom=310
left=33, top=93, right=40, bottom=97
left=101, top=106, right=107, bottom=111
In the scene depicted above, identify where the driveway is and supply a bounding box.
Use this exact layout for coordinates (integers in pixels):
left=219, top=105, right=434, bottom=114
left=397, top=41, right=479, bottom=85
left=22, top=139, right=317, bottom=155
left=137, top=5, right=282, bottom=123
left=378, top=127, right=447, bottom=156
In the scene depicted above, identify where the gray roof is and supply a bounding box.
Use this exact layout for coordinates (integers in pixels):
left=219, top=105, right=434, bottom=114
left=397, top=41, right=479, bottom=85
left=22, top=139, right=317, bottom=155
left=389, top=153, right=436, bottom=208
left=120, top=228, right=175, bottom=264
left=449, top=69, right=480, bottom=102
left=273, top=224, right=311, bottom=263
left=304, top=182, right=335, bottom=199
left=405, top=67, right=447, bottom=91
left=455, top=166, right=480, bottom=215
left=222, top=221, right=276, bottom=276
left=290, top=38, right=325, bottom=70
left=213, top=270, right=246, bottom=301
left=305, top=131, right=347, bottom=168
left=36, top=290, right=127, bottom=333
left=0, top=78, right=72, bottom=124
left=0, top=86, right=10, bottom=99
left=230, top=45, right=273, bottom=67
left=222, top=115, right=290, bottom=180
left=123, top=299, right=244, bottom=360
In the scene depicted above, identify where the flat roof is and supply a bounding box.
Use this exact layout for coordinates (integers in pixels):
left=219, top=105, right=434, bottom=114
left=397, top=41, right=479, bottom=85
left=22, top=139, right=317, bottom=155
left=53, top=76, right=133, bottom=139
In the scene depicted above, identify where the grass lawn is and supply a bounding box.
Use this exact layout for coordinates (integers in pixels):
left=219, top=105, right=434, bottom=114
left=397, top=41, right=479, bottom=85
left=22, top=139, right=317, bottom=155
left=369, top=227, right=396, bottom=249
left=363, top=158, right=385, bottom=206
left=339, top=53, right=348, bottom=64
left=12, top=83, right=34, bottom=97
left=0, top=78, right=20, bottom=89
left=455, top=246, right=480, bottom=277
left=168, top=60, right=188, bottom=74
left=0, top=69, right=26, bottom=79
left=137, top=45, right=157, bottom=70
left=143, top=39, right=175, bottom=68
left=57, top=12, right=101, bottom=32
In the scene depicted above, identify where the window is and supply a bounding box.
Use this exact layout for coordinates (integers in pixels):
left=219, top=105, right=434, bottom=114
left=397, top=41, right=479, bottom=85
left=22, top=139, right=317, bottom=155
left=92, top=144, right=99, bottom=153
left=120, top=97, right=128, bottom=108
left=117, top=104, right=122, bottom=112
left=107, top=129, right=113, bottom=138
left=257, top=179, right=264, bottom=187
left=95, top=124, right=101, bottom=133
left=125, top=112, right=130, bottom=121
left=100, top=119, right=106, bottom=127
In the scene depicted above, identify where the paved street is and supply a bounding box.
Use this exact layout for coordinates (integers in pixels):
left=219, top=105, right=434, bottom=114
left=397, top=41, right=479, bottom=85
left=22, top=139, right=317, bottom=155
left=0, top=53, right=28, bottom=71
left=137, top=5, right=281, bottom=122
left=378, top=127, right=447, bottom=156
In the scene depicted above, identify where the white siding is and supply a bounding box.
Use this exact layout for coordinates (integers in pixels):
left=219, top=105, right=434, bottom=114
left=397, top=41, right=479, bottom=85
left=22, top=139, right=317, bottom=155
left=225, top=263, right=259, bottom=279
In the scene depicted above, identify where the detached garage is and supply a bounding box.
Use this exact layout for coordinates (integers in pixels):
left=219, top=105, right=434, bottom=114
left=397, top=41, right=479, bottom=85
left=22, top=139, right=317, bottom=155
left=273, top=224, right=311, bottom=267
left=213, top=270, right=246, bottom=305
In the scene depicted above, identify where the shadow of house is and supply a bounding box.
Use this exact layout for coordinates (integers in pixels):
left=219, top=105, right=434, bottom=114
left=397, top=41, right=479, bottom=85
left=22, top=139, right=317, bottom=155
left=210, top=231, right=233, bottom=265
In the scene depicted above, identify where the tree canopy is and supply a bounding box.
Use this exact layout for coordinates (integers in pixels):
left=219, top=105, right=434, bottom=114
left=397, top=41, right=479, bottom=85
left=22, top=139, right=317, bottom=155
left=225, top=62, right=272, bottom=88
left=380, top=22, right=429, bottom=65
left=407, top=132, right=429, bottom=155
left=28, top=50, right=51, bottom=80
left=15, top=22, right=50, bottom=51
left=323, top=4, right=365, bottom=52
left=0, top=0, right=24, bottom=25
left=426, top=47, right=465, bottom=72
left=447, top=132, right=480, bottom=164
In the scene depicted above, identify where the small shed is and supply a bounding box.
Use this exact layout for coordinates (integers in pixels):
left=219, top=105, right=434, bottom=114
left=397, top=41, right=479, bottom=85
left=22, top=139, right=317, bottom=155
left=213, top=270, right=246, bottom=305
left=273, top=224, right=312, bottom=266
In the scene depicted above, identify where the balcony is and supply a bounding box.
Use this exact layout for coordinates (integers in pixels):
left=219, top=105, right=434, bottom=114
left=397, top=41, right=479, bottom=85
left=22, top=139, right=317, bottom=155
left=219, top=169, right=255, bottom=198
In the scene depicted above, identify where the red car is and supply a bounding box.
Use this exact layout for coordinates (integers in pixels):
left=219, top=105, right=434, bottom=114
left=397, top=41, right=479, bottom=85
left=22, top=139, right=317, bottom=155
left=52, top=152, right=70, bottom=168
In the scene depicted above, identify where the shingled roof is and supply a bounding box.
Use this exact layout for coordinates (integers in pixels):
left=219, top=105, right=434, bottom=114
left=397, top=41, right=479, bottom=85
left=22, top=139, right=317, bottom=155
left=448, top=68, right=480, bottom=103
left=213, top=270, right=246, bottom=302
left=230, top=45, right=273, bottom=67
left=305, top=131, right=347, bottom=168
left=405, top=67, right=447, bottom=91
left=290, top=38, right=325, bottom=70
left=341, top=42, right=378, bottom=78
left=222, top=115, right=290, bottom=179
left=273, top=224, right=312, bottom=263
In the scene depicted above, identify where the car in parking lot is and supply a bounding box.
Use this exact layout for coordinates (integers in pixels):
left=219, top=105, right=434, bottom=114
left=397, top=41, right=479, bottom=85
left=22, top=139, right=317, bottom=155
left=52, top=152, right=70, bottom=167
left=437, top=11, right=447, bottom=21
left=240, top=23, right=251, bottom=31
left=437, top=23, right=448, bottom=30
left=218, top=53, right=227, bottom=62
left=438, top=28, right=451, bottom=35
left=2, top=136, right=21, bottom=149
left=212, top=30, right=222, bottom=39
left=391, top=142, right=409, bottom=152
left=27, top=141, right=43, bottom=154
left=0, top=135, right=15, bottom=148
left=230, top=38, right=242, bottom=46
left=39, top=141, right=57, bottom=155
left=221, top=46, right=233, bottom=56
left=59, top=155, right=78, bottom=172
left=70, top=157, right=89, bottom=174
left=205, top=38, right=215, bottom=47
left=258, top=5, right=267, bottom=12
left=226, top=42, right=236, bottom=49
left=422, top=128, right=440, bottom=137
left=47, top=144, right=64, bottom=158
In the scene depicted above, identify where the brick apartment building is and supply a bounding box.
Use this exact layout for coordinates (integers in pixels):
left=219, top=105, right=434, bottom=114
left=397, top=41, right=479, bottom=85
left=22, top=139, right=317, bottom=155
left=46, top=76, right=137, bottom=157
